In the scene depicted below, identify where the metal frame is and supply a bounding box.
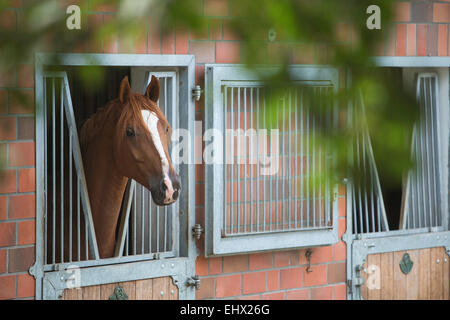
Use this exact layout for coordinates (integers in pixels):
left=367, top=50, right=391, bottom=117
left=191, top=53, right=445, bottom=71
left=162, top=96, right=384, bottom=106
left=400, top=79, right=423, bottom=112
left=344, top=66, right=450, bottom=300
left=32, top=53, right=196, bottom=300
left=204, top=64, right=340, bottom=256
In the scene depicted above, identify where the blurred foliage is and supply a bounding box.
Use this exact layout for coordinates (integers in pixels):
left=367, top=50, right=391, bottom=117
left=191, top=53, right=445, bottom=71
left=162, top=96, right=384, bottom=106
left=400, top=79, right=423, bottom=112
left=0, top=0, right=420, bottom=191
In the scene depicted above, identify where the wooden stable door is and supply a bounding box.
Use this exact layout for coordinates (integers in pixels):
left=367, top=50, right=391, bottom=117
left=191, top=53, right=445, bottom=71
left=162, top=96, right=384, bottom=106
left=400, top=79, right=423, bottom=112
left=62, top=276, right=178, bottom=300
left=361, top=247, right=450, bottom=300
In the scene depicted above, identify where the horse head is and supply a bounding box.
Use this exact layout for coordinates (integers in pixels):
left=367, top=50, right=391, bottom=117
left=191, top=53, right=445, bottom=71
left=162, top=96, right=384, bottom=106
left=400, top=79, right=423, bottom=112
left=114, top=75, right=181, bottom=206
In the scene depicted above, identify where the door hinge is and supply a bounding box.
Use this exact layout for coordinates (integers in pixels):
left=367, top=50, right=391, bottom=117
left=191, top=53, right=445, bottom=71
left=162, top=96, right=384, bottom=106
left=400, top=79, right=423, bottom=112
left=192, top=85, right=203, bottom=101
left=186, top=275, right=201, bottom=290
left=192, top=224, right=204, bottom=240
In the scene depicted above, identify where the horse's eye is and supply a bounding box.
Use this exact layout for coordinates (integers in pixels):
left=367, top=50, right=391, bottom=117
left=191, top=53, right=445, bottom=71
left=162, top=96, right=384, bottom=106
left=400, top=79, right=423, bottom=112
left=126, top=127, right=135, bottom=137
left=165, top=126, right=169, bottom=133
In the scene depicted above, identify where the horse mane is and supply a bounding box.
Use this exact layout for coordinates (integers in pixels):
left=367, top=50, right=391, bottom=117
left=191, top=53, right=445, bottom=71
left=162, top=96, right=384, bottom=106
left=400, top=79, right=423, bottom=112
left=80, top=93, right=167, bottom=152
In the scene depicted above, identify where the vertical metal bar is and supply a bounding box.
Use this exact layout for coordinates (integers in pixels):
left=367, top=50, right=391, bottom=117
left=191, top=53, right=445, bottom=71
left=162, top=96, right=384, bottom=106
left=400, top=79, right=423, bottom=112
left=250, top=87, right=253, bottom=233
left=312, top=91, right=316, bottom=228
left=294, top=87, right=298, bottom=228
left=51, top=77, right=56, bottom=265
left=44, top=77, right=48, bottom=264
left=223, top=86, right=227, bottom=234
left=299, top=88, right=304, bottom=229
left=306, top=93, right=310, bottom=228
left=230, top=87, right=234, bottom=234
left=133, top=187, right=136, bottom=255
left=237, top=87, right=240, bottom=234
left=419, top=79, right=429, bottom=228
left=362, top=129, right=370, bottom=233
left=255, top=87, right=260, bottom=232
left=281, top=94, right=286, bottom=229
left=141, top=185, right=144, bottom=254
left=69, top=132, right=72, bottom=262
left=60, top=79, right=64, bottom=262
left=356, top=130, right=364, bottom=234
left=263, top=90, right=268, bottom=232
left=288, top=88, right=292, bottom=229
left=77, top=177, right=80, bottom=261
left=429, top=77, right=440, bottom=226
left=243, top=87, right=247, bottom=233
left=148, top=187, right=152, bottom=253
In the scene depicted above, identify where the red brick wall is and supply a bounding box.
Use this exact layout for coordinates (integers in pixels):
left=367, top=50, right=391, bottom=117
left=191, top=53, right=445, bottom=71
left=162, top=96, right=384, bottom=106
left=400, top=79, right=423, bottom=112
left=0, top=0, right=448, bottom=300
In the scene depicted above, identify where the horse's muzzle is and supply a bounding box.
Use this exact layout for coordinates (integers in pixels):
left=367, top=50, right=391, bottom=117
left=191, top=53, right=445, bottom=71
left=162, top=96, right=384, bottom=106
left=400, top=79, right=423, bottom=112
left=160, top=173, right=181, bottom=205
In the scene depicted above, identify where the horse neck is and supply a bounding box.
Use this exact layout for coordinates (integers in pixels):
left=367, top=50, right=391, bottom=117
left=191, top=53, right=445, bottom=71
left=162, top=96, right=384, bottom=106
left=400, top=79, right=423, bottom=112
left=82, top=133, right=127, bottom=258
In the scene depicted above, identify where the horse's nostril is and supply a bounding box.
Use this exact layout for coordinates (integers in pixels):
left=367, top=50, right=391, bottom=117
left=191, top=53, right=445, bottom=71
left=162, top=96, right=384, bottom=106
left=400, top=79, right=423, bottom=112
left=161, top=181, right=167, bottom=192
left=173, top=190, right=179, bottom=201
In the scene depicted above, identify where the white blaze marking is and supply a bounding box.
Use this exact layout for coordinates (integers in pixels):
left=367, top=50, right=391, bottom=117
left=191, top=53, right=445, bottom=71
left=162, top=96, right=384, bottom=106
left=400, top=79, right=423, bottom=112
left=142, top=110, right=174, bottom=202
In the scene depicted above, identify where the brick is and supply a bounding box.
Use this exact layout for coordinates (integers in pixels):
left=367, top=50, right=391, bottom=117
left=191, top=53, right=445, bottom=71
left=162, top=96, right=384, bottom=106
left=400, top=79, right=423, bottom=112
left=162, top=30, right=175, bottom=54
left=222, top=22, right=241, bottom=41
left=223, top=254, right=248, bottom=273
left=216, top=42, right=240, bottom=63
left=8, top=194, right=35, bottom=219
left=396, top=24, right=406, bottom=56
left=286, top=288, right=309, bottom=300
left=334, top=284, right=347, bottom=300
left=88, top=14, right=103, bottom=53
left=274, top=250, right=298, bottom=268
left=249, top=252, right=272, bottom=270
left=133, top=28, right=148, bottom=54
left=196, top=255, right=209, bottom=276
left=0, top=90, right=6, bottom=113
left=196, top=277, right=215, bottom=299
left=0, top=196, right=6, bottom=220
left=209, top=257, right=222, bottom=275
left=239, top=294, right=261, bottom=300
left=175, top=29, right=188, bottom=54
left=433, top=3, right=450, bottom=23
left=209, top=19, right=222, bottom=40
left=103, top=15, right=118, bottom=53
left=0, top=10, right=15, bottom=31
left=0, top=275, right=16, bottom=299
left=292, top=44, right=315, bottom=64
left=195, top=183, right=204, bottom=205
left=216, top=274, right=241, bottom=298
left=18, top=220, right=35, bottom=245
left=280, top=267, right=302, bottom=289
left=406, top=24, right=416, bottom=56
left=417, top=24, right=427, bottom=56
left=385, top=27, right=396, bottom=56
left=304, top=264, right=327, bottom=287
left=9, top=142, right=35, bottom=166
left=18, top=168, right=35, bottom=193
left=338, top=218, right=346, bottom=238
left=0, top=117, right=16, bottom=140
left=333, top=241, right=346, bottom=261
left=8, top=90, right=34, bottom=114
left=427, top=24, right=439, bottom=56
left=0, top=222, right=16, bottom=247
left=0, top=169, right=16, bottom=193
left=8, top=246, right=35, bottom=273
left=189, top=42, right=215, bottom=63
left=338, top=196, right=346, bottom=217
left=204, top=0, right=228, bottom=16
left=17, top=116, right=34, bottom=140
left=90, top=0, right=117, bottom=12
left=17, top=64, right=34, bottom=88
left=0, top=249, right=6, bottom=273
left=267, top=270, right=279, bottom=291
left=262, top=292, right=284, bottom=300
left=0, top=68, right=15, bottom=88
left=310, top=246, right=333, bottom=265
left=393, top=2, right=410, bottom=22
left=311, top=286, right=333, bottom=300
left=438, top=25, right=448, bottom=56
left=411, top=2, right=432, bottom=23
left=148, top=25, right=161, bottom=54
left=335, top=22, right=350, bottom=42
left=242, top=271, right=266, bottom=294
left=17, top=273, right=35, bottom=298
left=328, top=262, right=346, bottom=284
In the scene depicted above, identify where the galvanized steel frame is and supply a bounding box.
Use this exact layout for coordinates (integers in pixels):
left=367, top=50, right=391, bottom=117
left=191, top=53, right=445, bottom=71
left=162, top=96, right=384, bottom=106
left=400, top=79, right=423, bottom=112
left=204, top=64, right=340, bottom=256
left=344, top=66, right=450, bottom=300
left=32, top=53, right=196, bottom=300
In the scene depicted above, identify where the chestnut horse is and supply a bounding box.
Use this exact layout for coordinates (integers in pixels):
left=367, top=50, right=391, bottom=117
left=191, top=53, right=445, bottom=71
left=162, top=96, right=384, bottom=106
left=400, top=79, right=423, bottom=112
left=78, top=75, right=181, bottom=258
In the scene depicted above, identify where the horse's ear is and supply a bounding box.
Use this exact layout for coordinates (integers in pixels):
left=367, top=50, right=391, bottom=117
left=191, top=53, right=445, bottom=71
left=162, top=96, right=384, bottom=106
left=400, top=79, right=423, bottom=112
left=119, top=76, right=132, bottom=103
left=145, top=75, right=160, bottom=103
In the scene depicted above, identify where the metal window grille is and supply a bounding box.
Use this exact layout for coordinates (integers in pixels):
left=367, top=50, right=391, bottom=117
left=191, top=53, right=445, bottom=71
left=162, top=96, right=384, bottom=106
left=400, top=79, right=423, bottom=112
left=205, top=65, right=339, bottom=256
left=401, top=73, right=443, bottom=230
left=351, top=73, right=444, bottom=235
left=42, top=71, right=180, bottom=268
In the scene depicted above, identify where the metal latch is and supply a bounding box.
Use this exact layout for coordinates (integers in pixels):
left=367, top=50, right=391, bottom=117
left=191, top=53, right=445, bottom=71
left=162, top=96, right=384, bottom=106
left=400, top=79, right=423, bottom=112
left=192, top=224, right=204, bottom=240
left=186, top=275, right=201, bottom=290
left=192, top=85, right=203, bottom=101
